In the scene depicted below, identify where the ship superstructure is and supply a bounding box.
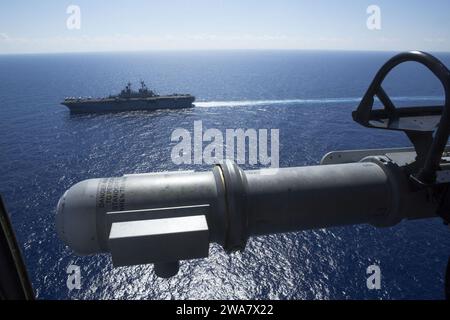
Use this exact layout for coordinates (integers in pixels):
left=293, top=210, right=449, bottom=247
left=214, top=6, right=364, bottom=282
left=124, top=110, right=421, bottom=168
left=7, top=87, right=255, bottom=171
left=62, top=81, right=195, bottom=113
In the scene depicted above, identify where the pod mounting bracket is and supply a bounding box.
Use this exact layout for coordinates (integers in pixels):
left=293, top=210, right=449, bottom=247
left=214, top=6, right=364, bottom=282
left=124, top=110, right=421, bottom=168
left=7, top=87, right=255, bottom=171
left=352, top=51, right=450, bottom=185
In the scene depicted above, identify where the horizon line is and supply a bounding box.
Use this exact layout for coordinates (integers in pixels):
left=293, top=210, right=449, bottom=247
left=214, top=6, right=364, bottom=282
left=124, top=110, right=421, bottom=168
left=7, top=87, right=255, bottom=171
left=2, top=48, right=450, bottom=56
left=0, top=48, right=450, bottom=56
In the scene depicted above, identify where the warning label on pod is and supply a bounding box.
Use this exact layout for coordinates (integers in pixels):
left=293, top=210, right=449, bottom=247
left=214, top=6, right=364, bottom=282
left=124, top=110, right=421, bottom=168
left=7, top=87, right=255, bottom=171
left=96, top=177, right=126, bottom=211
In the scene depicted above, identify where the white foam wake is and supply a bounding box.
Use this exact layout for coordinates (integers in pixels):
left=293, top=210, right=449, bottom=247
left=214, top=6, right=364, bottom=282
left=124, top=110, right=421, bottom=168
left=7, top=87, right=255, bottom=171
left=194, top=96, right=444, bottom=108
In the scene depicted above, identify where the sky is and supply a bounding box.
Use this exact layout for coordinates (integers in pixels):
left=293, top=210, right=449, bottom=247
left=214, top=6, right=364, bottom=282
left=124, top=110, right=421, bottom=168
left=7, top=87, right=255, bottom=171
left=0, top=0, right=449, bottom=54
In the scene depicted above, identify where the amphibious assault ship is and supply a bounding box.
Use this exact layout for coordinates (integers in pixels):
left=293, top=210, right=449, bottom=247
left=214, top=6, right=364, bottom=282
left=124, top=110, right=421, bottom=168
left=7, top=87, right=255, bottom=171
left=61, top=81, right=195, bottom=113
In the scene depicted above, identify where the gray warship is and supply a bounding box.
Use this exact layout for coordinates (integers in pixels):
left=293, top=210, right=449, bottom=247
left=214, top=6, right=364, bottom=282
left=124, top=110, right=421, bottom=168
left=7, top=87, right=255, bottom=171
left=61, top=81, right=195, bottom=113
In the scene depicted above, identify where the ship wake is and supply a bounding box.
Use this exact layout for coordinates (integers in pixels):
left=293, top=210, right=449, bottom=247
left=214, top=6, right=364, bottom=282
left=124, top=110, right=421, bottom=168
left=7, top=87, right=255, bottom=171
left=194, top=95, right=444, bottom=108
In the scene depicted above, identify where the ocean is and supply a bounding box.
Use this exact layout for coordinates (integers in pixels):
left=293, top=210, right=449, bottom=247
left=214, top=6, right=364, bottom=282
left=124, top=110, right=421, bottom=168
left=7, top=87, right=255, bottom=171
left=0, top=50, right=449, bottom=299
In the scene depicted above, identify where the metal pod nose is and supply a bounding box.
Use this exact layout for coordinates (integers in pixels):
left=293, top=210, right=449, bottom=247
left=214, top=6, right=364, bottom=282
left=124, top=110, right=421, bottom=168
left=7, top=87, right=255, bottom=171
left=55, top=179, right=102, bottom=255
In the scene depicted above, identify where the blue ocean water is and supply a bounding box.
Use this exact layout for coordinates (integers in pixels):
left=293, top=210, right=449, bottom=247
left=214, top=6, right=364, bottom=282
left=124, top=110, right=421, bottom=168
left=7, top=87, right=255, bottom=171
left=0, top=50, right=449, bottom=299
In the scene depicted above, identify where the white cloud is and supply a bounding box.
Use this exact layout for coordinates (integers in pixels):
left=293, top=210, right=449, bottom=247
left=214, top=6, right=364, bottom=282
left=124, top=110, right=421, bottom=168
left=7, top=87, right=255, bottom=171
left=0, top=33, right=449, bottom=54
left=0, top=33, right=299, bottom=54
left=0, top=33, right=10, bottom=41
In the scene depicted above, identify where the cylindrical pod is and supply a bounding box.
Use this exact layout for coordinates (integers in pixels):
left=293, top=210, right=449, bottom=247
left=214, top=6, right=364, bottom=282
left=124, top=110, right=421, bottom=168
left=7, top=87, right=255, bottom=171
left=244, top=161, right=391, bottom=236
left=56, top=158, right=437, bottom=260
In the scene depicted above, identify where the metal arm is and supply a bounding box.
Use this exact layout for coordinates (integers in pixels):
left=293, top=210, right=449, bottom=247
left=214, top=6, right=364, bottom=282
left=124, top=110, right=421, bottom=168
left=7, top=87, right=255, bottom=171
left=352, top=51, right=450, bottom=184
